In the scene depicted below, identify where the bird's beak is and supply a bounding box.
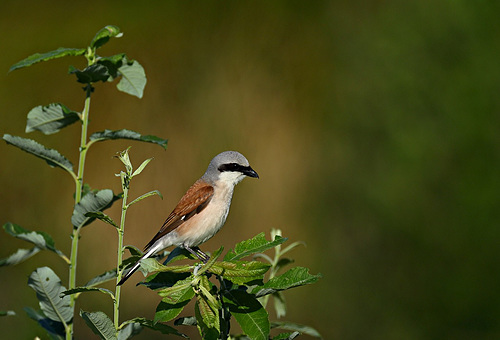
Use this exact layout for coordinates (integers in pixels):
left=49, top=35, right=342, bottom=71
left=244, top=167, right=259, bottom=179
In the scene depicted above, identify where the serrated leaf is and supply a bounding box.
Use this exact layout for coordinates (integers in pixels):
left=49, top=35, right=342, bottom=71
left=225, top=233, right=287, bottom=261
left=91, top=25, right=122, bottom=49
left=26, top=103, right=80, bottom=135
left=0, top=247, right=41, bottom=266
left=28, top=267, right=72, bottom=324
left=117, top=60, right=146, bottom=98
left=223, top=290, right=270, bottom=340
left=197, top=275, right=221, bottom=311
left=195, top=296, right=220, bottom=340
left=62, top=287, right=115, bottom=301
left=128, top=190, right=162, bottom=207
left=140, top=258, right=193, bottom=274
left=80, top=310, right=117, bottom=340
left=89, top=129, right=168, bottom=149
left=252, top=267, right=322, bottom=298
left=118, top=322, right=142, bottom=340
left=157, top=277, right=194, bottom=302
left=121, top=318, right=186, bottom=337
left=85, top=269, right=118, bottom=287
left=271, top=321, right=322, bottom=339
left=71, top=189, right=120, bottom=228
left=3, top=134, right=74, bottom=172
left=209, top=260, right=271, bottom=285
left=9, top=47, right=86, bottom=72
left=85, top=212, right=119, bottom=228
left=154, top=279, right=195, bottom=323
left=24, top=307, right=65, bottom=339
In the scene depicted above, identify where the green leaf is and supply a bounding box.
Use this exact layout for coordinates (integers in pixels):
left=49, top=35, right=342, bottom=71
left=154, top=279, right=195, bottom=323
left=141, top=271, right=191, bottom=290
left=1, top=224, right=68, bottom=265
left=195, top=246, right=224, bottom=276
left=252, top=267, right=322, bottom=298
left=121, top=318, right=186, bottom=337
left=97, top=53, right=126, bottom=79
left=3, top=134, right=74, bottom=172
left=196, top=275, right=221, bottom=311
left=140, top=258, right=193, bottom=274
left=89, top=129, right=168, bottom=149
left=71, top=189, right=120, bottom=228
left=27, top=267, right=72, bottom=324
left=0, top=310, right=16, bottom=317
left=70, top=64, right=110, bottom=83
left=209, top=260, right=271, bottom=285
left=9, top=47, right=86, bottom=72
left=117, top=60, right=146, bottom=98
left=85, top=212, right=119, bottom=228
left=24, top=307, right=65, bottom=339
left=271, top=321, right=322, bottom=339
left=80, top=310, right=117, bottom=340
left=3, top=222, right=59, bottom=252
left=131, top=158, right=153, bottom=178
left=91, top=25, right=122, bottom=49
left=273, top=291, right=287, bottom=319
left=0, top=247, right=41, bottom=266
left=223, top=290, right=270, bottom=340
left=174, top=316, right=197, bottom=326
left=128, top=190, right=162, bottom=207
left=85, top=269, right=118, bottom=287
left=62, top=287, right=115, bottom=301
left=164, top=247, right=196, bottom=264
left=26, top=103, right=80, bottom=135
left=225, top=233, right=287, bottom=261
left=118, top=322, right=143, bottom=340
left=116, top=147, right=133, bottom=174
left=195, top=296, right=220, bottom=340
left=157, top=277, right=194, bottom=302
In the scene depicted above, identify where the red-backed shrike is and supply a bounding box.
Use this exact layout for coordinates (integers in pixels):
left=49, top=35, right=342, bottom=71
left=118, top=151, right=259, bottom=285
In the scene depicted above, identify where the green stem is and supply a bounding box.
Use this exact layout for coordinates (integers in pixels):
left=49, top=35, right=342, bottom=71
left=260, top=247, right=281, bottom=309
left=114, top=172, right=129, bottom=332
left=66, top=85, right=92, bottom=340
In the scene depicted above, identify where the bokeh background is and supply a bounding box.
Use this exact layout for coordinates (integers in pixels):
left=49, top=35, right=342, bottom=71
left=1, top=1, right=500, bottom=339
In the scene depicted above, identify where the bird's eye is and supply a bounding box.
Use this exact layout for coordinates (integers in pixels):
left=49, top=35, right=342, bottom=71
left=218, top=163, right=241, bottom=172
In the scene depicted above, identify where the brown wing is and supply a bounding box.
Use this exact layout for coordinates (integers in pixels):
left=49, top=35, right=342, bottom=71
left=144, top=180, right=214, bottom=251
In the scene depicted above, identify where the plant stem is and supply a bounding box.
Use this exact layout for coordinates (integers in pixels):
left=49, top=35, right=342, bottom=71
left=66, top=85, right=92, bottom=340
left=114, top=171, right=129, bottom=332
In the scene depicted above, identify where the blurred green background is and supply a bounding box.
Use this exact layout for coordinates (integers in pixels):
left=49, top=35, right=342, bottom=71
left=1, top=1, right=500, bottom=339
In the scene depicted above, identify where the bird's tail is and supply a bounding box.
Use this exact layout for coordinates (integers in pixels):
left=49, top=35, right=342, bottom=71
left=117, top=245, right=160, bottom=286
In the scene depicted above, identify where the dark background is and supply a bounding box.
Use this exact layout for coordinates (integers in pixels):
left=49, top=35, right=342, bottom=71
left=1, top=1, right=499, bottom=339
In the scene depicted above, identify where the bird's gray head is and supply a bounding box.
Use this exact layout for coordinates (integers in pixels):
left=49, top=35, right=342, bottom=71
left=202, top=151, right=259, bottom=185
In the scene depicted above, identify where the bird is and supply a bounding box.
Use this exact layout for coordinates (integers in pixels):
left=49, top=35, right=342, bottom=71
left=117, top=150, right=259, bottom=285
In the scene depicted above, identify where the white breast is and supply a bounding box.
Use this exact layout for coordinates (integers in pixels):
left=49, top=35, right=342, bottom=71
left=177, top=182, right=235, bottom=247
